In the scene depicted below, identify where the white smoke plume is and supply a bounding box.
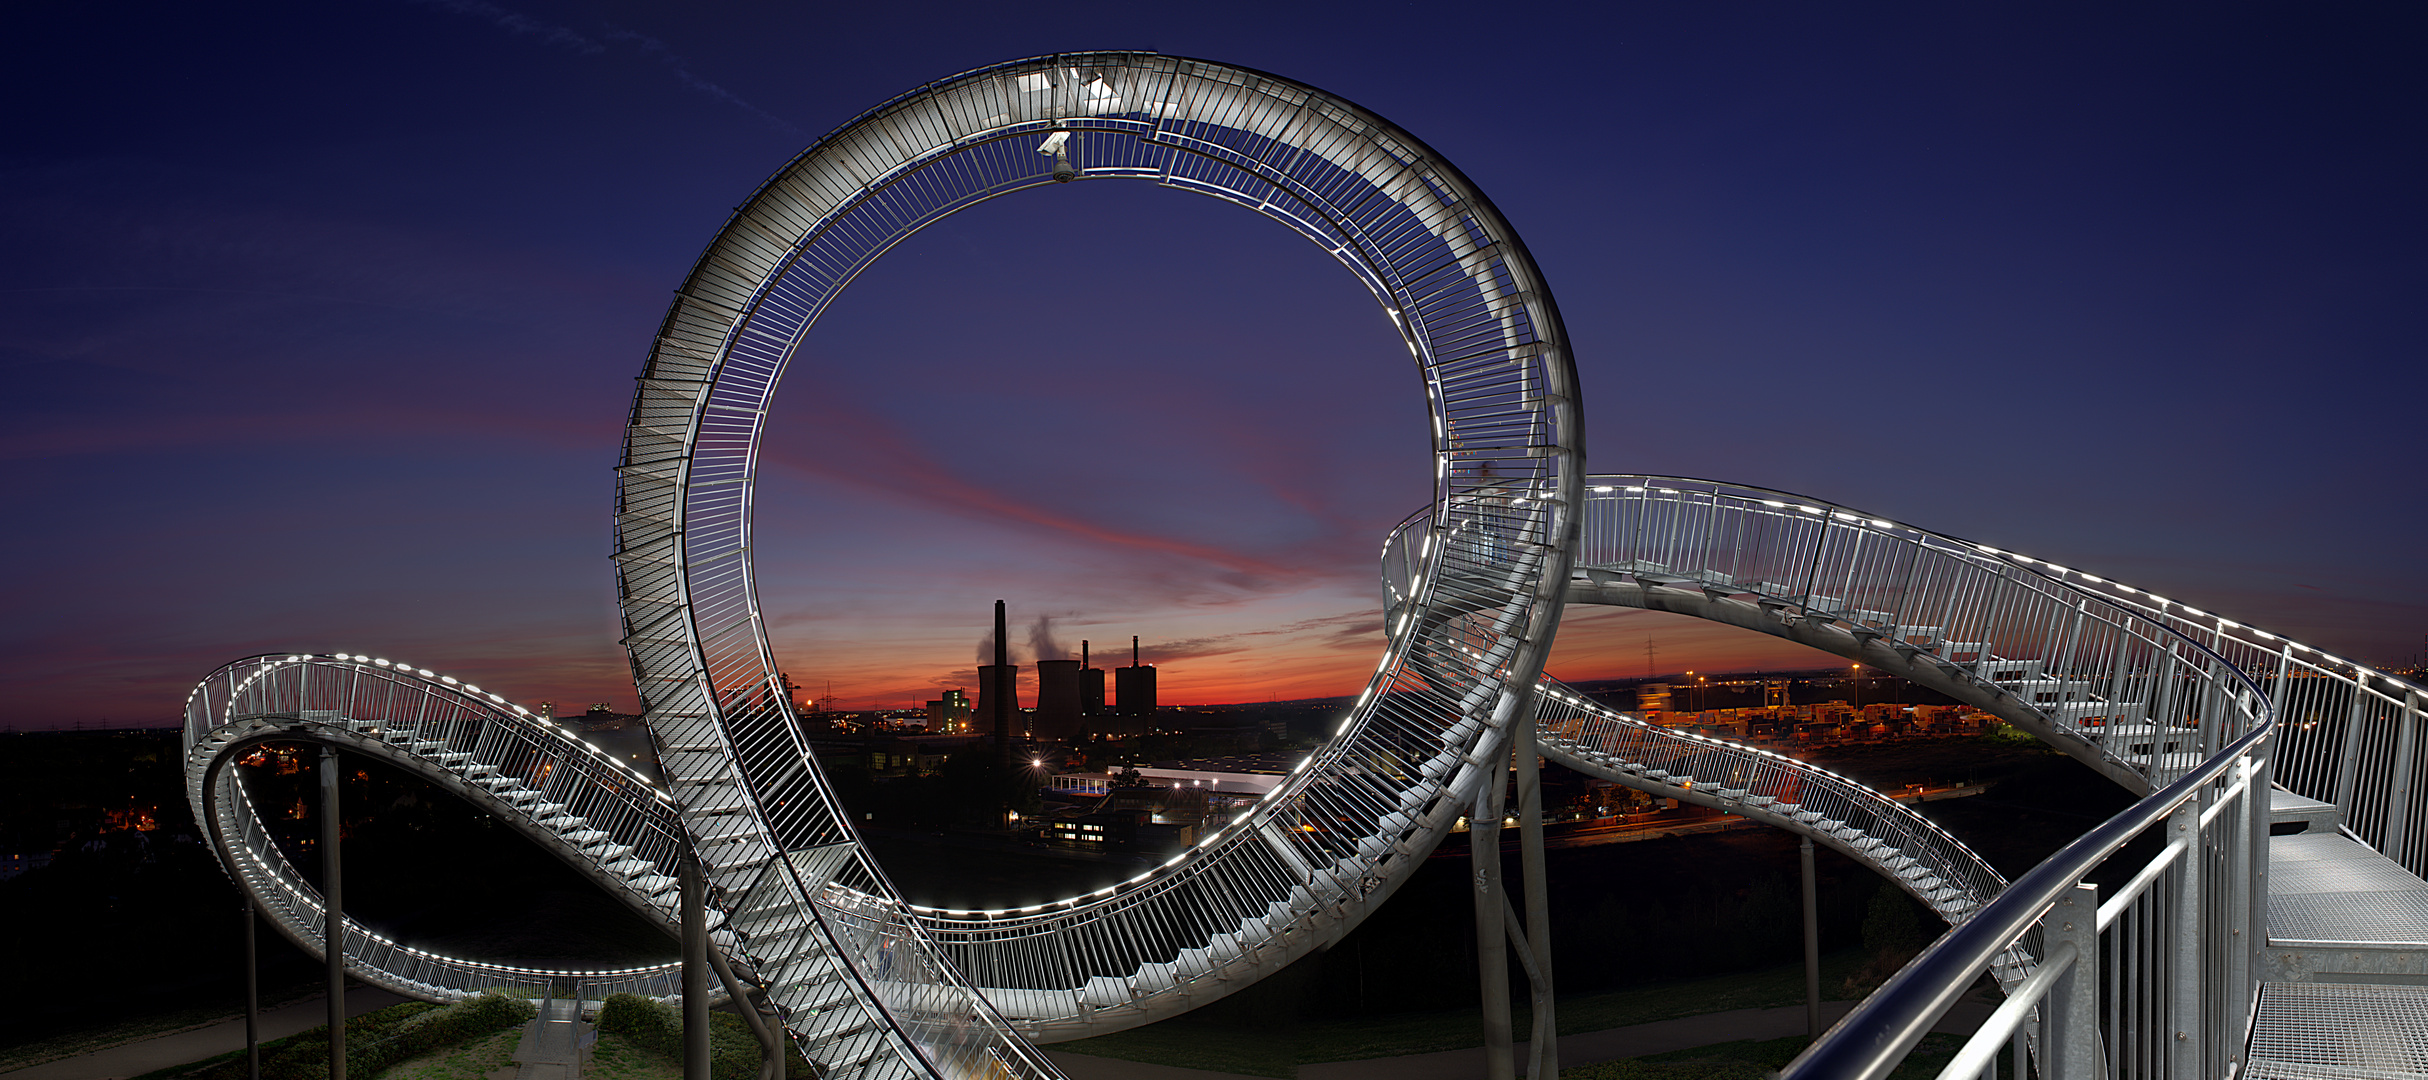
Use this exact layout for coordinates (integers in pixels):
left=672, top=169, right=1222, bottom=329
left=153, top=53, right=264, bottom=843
left=1028, top=615, right=1066, bottom=663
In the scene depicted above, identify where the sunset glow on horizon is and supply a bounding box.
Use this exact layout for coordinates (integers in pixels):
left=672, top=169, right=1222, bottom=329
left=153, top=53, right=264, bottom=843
left=5, top=6, right=2421, bottom=729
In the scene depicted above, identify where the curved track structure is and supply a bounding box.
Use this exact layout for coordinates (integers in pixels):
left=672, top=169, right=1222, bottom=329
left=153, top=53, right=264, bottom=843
left=1528, top=682, right=2008, bottom=934
left=182, top=654, right=697, bottom=1004
left=179, top=52, right=2428, bottom=1080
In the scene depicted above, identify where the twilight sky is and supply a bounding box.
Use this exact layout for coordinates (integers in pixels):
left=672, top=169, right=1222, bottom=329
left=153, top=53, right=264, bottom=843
left=4, top=2, right=2422, bottom=729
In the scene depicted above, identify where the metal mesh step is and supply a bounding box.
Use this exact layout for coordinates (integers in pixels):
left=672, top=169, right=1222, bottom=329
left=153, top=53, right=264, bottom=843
left=2249, top=982, right=2428, bottom=1079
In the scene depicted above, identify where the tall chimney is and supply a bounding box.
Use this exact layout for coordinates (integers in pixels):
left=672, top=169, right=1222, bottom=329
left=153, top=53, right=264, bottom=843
left=1079, top=639, right=1105, bottom=719
left=994, top=600, right=1011, bottom=778
left=1133, top=635, right=1140, bottom=667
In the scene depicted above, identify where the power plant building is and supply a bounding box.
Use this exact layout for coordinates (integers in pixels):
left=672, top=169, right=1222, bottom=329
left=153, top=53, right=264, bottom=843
left=1033, top=658, right=1083, bottom=739
left=924, top=688, right=971, bottom=732
left=1081, top=640, right=1106, bottom=717
left=1117, top=636, right=1157, bottom=718
left=976, top=663, right=1019, bottom=735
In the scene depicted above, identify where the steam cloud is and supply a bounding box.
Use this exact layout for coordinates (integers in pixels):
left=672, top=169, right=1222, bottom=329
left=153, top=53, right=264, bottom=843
left=1028, top=615, right=1066, bottom=663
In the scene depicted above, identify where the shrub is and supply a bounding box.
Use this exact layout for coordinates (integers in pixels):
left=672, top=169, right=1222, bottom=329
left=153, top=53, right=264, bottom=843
left=348, top=989, right=534, bottom=1077
left=1843, top=882, right=1932, bottom=995
left=189, top=999, right=443, bottom=1080
left=596, top=993, right=811, bottom=1080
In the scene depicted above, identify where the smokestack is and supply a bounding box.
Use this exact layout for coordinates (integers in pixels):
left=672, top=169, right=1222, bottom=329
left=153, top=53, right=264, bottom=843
left=994, top=601, right=1011, bottom=778
left=1133, top=636, right=1140, bottom=667
left=1079, top=639, right=1105, bottom=719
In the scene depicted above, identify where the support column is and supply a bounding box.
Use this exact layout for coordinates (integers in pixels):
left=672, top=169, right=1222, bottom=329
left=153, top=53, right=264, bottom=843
left=1800, top=836, right=1821, bottom=1041
left=243, top=899, right=261, bottom=1080
left=1473, top=748, right=1514, bottom=1080
left=2045, top=884, right=2101, bottom=1080
left=681, top=853, right=710, bottom=1080
left=709, top=946, right=787, bottom=1080
left=2169, top=801, right=2202, bottom=1080
left=1513, top=713, right=1556, bottom=1077
left=2240, top=753, right=2272, bottom=1073
left=319, top=746, right=345, bottom=1080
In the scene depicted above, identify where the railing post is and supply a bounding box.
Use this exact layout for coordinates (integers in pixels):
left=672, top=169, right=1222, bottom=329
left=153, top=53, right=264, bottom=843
left=2332, top=684, right=2368, bottom=818
left=2233, top=753, right=2268, bottom=1075
left=2168, top=801, right=2201, bottom=1080
left=2045, top=883, right=2100, bottom=1080
left=2387, top=701, right=2416, bottom=860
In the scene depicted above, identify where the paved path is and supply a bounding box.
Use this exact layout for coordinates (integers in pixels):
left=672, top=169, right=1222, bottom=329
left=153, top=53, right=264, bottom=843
left=0, top=986, right=407, bottom=1080
left=1045, top=998, right=1997, bottom=1080
left=510, top=998, right=588, bottom=1080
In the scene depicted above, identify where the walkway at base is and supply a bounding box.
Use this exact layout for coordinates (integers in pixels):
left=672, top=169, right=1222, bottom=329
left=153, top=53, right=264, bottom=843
left=1043, top=999, right=1996, bottom=1080
left=0, top=985, right=408, bottom=1080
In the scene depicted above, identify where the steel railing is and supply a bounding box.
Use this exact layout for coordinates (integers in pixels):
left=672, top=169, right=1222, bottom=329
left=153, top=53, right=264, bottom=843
left=184, top=654, right=695, bottom=1004
left=1553, top=479, right=2315, bottom=1078
left=1784, top=718, right=2270, bottom=1080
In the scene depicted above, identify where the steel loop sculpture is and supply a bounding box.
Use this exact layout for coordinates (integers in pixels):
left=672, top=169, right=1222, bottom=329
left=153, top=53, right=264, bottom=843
left=179, top=52, right=2428, bottom=1080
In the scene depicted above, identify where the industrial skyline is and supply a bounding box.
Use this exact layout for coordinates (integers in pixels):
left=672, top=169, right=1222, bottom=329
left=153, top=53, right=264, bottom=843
left=5, top=4, right=2423, bottom=729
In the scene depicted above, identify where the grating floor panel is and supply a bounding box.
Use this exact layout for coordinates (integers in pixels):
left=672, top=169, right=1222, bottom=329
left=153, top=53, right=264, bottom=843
left=2250, top=982, right=2428, bottom=1079
left=2273, top=892, right=2428, bottom=945
left=2277, top=834, right=2380, bottom=864
left=2274, top=859, right=2428, bottom=896
left=2269, top=835, right=2428, bottom=947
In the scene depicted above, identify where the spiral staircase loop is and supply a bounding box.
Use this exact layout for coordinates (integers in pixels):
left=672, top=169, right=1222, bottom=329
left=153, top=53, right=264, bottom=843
left=179, top=54, right=2428, bottom=1080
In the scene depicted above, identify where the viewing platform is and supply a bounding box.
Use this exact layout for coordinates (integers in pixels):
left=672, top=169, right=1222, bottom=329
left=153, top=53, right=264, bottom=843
left=2252, top=789, right=2428, bottom=1078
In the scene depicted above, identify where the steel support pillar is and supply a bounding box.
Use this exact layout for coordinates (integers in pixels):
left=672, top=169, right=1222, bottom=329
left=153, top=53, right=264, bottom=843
left=681, top=853, right=710, bottom=1080
left=709, top=944, right=786, bottom=1080
left=2168, top=801, right=2201, bottom=1080
left=1800, top=835, right=1821, bottom=1040
left=2045, top=884, right=2100, bottom=1080
left=319, top=745, right=345, bottom=1080
left=1514, top=714, right=1557, bottom=1077
left=2224, top=752, right=2262, bottom=1072
left=2240, top=753, right=2271, bottom=1074
left=1473, top=744, right=1515, bottom=1080
left=243, top=899, right=260, bottom=1080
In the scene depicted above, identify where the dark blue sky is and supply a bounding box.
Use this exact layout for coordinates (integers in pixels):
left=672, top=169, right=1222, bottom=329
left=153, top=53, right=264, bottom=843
left=5, top=2, right=2422, bottom=727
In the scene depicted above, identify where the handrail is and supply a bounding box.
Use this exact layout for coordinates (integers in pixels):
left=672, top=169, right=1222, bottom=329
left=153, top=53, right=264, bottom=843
left=1781, top=703, right=2273, bottom=1079
left=183, top=654, right=702, bottom=1005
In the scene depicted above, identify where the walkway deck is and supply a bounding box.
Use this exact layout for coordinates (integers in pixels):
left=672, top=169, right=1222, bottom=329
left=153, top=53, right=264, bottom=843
left=2252, top=790, right=2428, bottom=1077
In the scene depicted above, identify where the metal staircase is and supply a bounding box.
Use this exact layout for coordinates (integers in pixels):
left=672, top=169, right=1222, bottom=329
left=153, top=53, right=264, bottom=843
left=1529, top=679, right=2010, bottom=947
left=1553, top=477, right=2428, bottom=1079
